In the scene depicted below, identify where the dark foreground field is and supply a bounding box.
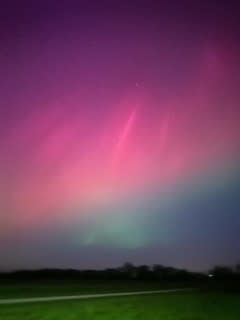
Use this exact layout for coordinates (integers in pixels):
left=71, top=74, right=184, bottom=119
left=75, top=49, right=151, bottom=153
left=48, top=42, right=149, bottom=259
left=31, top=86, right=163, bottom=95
left=0, top=280, right=186, bottom=299
left=0, top=290, right=240, bottom=320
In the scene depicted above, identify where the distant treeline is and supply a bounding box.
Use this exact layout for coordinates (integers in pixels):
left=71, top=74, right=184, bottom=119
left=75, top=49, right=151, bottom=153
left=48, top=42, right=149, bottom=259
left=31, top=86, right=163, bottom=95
left=1, top=263, right=240, bottom=281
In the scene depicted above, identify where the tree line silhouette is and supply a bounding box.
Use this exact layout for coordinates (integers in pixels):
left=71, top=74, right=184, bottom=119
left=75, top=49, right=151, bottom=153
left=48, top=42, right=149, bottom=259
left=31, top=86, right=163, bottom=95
left=1, top=263, right=240, bottom=282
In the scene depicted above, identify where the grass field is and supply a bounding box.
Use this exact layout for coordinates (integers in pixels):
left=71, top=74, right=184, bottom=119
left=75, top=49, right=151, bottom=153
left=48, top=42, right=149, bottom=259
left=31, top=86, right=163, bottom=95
left=0, top=290, right=239, bottom=320
left=0, top=280, right=187, bottom=299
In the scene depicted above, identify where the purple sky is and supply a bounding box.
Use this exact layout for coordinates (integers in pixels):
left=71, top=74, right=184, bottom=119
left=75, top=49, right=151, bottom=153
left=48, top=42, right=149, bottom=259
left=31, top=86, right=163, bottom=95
left=0, top=1, right=240, bottom=271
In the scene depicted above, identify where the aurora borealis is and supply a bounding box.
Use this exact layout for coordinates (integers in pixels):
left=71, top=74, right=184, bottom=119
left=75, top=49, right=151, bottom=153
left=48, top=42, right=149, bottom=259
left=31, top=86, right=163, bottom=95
left=0, top=1, right=240, bottom=270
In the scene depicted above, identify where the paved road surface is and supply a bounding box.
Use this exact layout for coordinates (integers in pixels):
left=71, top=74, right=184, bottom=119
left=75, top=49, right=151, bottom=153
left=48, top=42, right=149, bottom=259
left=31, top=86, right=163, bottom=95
left=0, top=288, right=194, bottom=304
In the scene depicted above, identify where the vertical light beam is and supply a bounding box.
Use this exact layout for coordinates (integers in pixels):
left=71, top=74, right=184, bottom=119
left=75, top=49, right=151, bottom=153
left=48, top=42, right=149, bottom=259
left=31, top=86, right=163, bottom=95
left=112, top=108, right=137, bottom=166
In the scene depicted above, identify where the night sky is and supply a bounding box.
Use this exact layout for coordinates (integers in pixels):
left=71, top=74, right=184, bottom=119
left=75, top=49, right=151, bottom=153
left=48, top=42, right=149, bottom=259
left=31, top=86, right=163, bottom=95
left=0, top=0, right=240, bottom=271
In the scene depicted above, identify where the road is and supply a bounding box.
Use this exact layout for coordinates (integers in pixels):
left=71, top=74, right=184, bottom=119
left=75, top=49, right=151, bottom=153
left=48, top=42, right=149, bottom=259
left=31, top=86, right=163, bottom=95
left=0, top=288, right=194, bottom=304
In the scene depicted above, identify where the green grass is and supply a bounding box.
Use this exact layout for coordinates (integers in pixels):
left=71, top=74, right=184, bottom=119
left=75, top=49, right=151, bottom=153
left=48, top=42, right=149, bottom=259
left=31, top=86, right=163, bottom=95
left=0, top=291, right=239, bottom=320
left=0, top=280, right=186, bottom=299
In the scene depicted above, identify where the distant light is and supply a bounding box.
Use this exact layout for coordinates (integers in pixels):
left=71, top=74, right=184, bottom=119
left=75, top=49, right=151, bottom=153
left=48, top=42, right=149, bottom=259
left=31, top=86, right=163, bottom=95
left=208, top=274, right=214, bottom=278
